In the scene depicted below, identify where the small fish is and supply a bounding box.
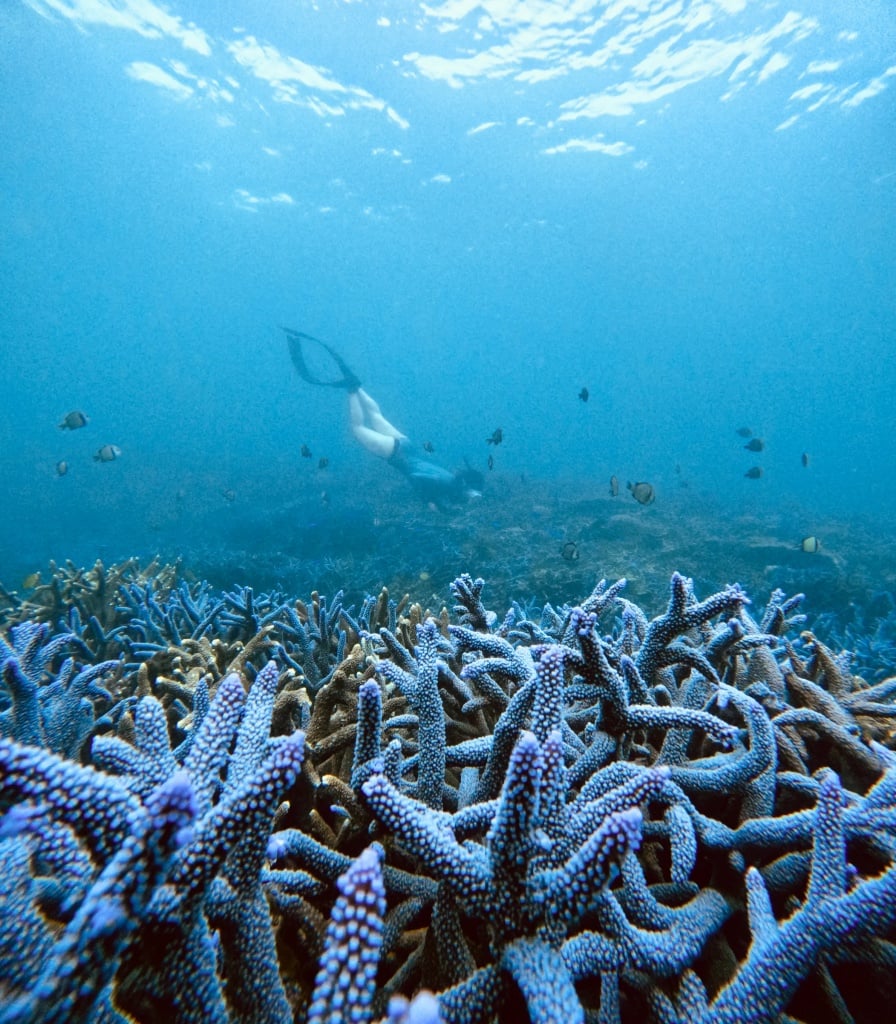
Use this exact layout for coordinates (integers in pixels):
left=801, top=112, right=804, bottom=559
left=320, top=490, right=331, bottom=506
left=300, top=444, right=312, bottom=458
left=801, top=452, right=810, bottom=468
left=488, top=454, right=494, bottom=471
left=627, top=481, right=655, bottom=505
left=736, top=427, right=752, bottom=438
left=578, top=387, right=589, bottom=403
left=423, top=441, right=435, bottom=453
left=744, top=466, right=762, bottom=479
left=744, top=438, right=764, bottom=452
left=800, top=536, right=821, bottom=553
left=609, top=475, right=619, bottom=497
left=486, top=428, right=503, bottom=446
left=93, top=444, right=121, bottom=462
left=59, top=410, right=88, bottom=430
left=318, top=457, right=329, bottom=470
left=221, top=488, right=236, bottom=502
left=55, top=460, right=68, bottom=477
left=560, top=540, right=579, bottom=562
left=22, top=572, right=41, bottom=589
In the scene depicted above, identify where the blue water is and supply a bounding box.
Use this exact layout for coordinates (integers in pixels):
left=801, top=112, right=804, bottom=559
left=2, top=0, right=895, bottom=610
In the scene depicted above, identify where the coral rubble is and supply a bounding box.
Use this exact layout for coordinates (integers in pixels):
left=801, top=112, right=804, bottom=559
left=1, top=562, right=895, bottom=1022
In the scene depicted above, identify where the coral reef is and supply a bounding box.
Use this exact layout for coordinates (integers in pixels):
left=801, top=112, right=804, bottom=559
left=1, top=562, right=895, bottom=1022
left=811, top=590, right=896, bottom=685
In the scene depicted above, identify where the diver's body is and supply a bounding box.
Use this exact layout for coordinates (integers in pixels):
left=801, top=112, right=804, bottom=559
left=388, top=438, right=476, bottom=505
left=285, top=329, right=482, bottom=507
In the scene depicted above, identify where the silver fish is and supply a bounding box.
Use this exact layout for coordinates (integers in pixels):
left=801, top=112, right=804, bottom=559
left=561, top=540, right=579, bottom=562
left=93, top=444, right=122, bottom=463
left=627, top=481, right=655, bottom=505
left=59, top=410, right=88, bottom=430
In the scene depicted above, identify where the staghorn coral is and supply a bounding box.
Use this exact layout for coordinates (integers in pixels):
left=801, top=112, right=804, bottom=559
left=0, top=568, right=894, bottom=1022
left=0, top=620, right=120, bottom=758
left=812, top=590, right=896, bottom=685
left=1, top=558, right=179, bottom=643
left=0, top=665, right=305, bottom=1024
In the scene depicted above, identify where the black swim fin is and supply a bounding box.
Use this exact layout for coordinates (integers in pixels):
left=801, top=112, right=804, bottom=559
left=282, top=328, right=361, bottom=391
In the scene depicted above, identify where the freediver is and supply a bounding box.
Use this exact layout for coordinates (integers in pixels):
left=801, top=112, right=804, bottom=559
left=284, top=329, right=484, bottom=508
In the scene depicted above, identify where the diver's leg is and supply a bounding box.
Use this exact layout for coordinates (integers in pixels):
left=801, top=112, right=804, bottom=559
left=349, top=391, right=399, bottom=458
left=353, top=426, right=398, bottom=459
left=355, top=388, right=408, bottom=441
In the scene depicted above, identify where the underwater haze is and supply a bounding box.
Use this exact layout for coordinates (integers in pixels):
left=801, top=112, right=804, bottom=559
left=6, top=5, right=896, bottom=1023
left=2, top=0, right=896, bottom=622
